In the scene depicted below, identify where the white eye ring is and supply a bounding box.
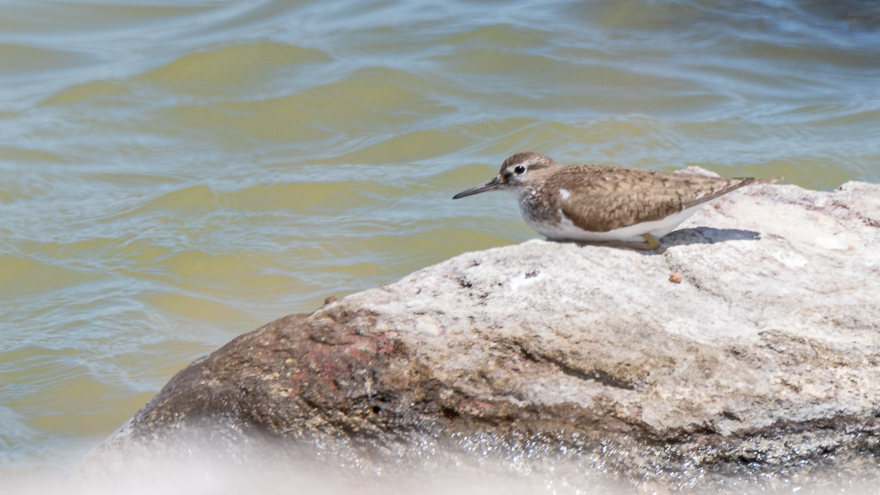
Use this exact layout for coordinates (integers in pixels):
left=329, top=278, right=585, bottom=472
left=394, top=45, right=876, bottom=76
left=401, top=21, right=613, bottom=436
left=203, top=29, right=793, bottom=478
left=514, top=165, right=526, bottom=175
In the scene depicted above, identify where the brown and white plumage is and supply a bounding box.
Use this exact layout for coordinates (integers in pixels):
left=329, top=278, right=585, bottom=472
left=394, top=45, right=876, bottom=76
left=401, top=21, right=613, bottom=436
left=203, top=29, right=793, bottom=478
left=453, top=152, right=781, bottom=248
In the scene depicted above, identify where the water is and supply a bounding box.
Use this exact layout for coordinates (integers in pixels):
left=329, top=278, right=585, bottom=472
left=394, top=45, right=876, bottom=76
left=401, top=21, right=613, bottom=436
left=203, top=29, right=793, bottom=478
left=1, top=0, right=879, bottom=490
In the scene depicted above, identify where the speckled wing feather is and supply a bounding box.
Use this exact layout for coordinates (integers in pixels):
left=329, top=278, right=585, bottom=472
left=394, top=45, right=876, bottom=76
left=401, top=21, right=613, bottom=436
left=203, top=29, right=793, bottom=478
left=550, top=165, right=773, bottom=232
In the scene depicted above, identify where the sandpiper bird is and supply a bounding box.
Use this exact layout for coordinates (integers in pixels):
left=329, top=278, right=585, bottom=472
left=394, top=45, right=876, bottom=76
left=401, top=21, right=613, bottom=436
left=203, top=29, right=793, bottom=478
left=453, top=152, right=781, bottom=249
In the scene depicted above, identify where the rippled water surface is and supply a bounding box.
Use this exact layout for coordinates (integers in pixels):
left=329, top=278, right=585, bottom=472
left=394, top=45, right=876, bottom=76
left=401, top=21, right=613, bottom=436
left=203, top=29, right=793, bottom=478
left=1, top=0, right=879, bottom=489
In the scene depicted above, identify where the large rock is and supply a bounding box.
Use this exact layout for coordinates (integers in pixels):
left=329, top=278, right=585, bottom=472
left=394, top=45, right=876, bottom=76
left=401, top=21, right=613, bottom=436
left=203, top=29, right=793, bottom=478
left=85, top=178, right=880, bottom=492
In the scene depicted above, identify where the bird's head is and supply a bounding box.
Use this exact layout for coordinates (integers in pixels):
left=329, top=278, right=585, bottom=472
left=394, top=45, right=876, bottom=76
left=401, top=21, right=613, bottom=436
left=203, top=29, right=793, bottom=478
left=452, top=152, right=558, bottom=199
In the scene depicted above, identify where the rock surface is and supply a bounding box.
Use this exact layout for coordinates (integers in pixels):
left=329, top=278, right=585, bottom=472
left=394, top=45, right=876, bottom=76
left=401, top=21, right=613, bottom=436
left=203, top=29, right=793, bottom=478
left=86, top=178, right=880, bottom=491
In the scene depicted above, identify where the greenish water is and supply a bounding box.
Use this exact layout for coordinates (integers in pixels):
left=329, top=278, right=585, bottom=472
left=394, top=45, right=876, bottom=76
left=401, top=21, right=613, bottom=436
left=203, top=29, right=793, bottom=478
left=1, top=0, right=879, bottom=489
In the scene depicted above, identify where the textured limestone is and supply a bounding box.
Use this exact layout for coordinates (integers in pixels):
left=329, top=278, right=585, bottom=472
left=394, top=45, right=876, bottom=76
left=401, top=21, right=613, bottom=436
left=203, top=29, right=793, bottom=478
left=86, top=178, right=880, bottom=491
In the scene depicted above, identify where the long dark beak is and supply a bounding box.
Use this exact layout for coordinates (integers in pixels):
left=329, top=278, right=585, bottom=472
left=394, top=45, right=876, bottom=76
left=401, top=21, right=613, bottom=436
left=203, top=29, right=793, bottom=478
left=452, top=176, right=502, bottom=199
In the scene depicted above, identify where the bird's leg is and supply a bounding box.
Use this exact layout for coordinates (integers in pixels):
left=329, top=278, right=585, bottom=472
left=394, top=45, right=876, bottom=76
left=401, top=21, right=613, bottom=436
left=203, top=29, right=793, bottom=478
left=570, top=236, right=661, bottom=252
left=641, top=233, right=660, bottom=250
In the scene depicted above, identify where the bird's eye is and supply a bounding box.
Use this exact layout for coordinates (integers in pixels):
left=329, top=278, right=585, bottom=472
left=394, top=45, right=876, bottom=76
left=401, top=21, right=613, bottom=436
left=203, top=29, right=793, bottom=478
left=514, top=165, right=526, bottom=175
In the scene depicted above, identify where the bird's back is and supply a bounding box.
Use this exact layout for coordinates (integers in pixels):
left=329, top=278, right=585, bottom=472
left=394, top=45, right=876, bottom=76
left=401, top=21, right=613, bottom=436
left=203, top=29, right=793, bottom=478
left=541, top=165, right=778, bottom=233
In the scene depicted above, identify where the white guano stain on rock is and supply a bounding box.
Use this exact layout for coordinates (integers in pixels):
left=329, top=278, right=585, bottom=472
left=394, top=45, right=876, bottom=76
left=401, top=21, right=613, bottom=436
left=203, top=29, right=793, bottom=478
left=507, top=270, right=546, bottom=291
left=770, top=250, right=809, bottom=268
left=814, top=235, right=849, bottom=250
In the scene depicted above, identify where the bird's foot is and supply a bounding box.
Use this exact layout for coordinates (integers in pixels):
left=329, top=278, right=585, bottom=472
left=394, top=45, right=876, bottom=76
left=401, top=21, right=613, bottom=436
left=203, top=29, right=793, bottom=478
left=641, top=233, right=660, bottom=251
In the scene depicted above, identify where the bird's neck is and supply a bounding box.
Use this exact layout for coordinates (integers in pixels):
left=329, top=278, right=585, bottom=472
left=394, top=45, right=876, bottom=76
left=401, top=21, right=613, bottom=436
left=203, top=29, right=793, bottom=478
left=508, top=185, right=558, bottom=223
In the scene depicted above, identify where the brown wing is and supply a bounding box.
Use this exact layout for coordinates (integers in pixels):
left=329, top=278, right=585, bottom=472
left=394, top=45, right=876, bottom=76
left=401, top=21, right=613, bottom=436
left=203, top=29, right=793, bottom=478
left=550, top=165, right=777, bottom=232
